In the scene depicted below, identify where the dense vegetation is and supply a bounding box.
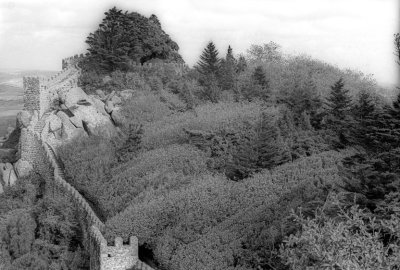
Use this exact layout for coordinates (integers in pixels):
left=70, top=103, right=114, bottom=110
left=0, top=174, right=89, bottom=269
left=1, top=6, right=399, bottom=270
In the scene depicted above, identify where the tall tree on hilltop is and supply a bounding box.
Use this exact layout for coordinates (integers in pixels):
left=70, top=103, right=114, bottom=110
left=324, top=78, right=353, bottom=147
left=340, top=34, right=400, bottom=211
left=325, top=78, right=353, bottom=120
left=351, top=89, right=376, bottom=148
left=196, top=41, right=221, bottom=76
left=86, top=7, right=131, bottom=71
left=219, top=45, right=237, bottom=90
left=84, top=7, right=183, bottom=72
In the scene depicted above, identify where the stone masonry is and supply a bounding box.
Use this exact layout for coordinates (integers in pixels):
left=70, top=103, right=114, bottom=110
left=19, top=55, right=155, bottom=270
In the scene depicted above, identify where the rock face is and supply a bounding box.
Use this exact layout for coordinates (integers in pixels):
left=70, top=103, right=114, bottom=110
left=48, top=114, right=62, bottom=132
left=55, top=86, right=117, bottom=138
left=111, top=108, right=126, bottom=127
left=95, top=89, right=107, bottom=100
left=13, top=159, right=33, bottom=178
left=58, top=87, right=90, bottom=108
left=0, top=163, right=17, bottom=187
left=17, top=111, right=32, bottom=128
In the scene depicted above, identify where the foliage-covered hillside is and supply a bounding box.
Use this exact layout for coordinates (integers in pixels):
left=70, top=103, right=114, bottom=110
left=1, top=6, right=399, bottom=270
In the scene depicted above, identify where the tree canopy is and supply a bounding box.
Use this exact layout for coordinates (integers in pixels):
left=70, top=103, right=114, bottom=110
left=85, top=7, right=183, bottom=72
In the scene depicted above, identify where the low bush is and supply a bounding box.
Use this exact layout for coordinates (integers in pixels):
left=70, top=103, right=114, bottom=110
left=102, top=144, right=208, bottom=218
left=104, top=149, right=354, bottom=270
left=279, top=194, right=400, bottom=270
left=121, top=93, right=173, bottom=126
left=142, top=101, right=267, bottom=149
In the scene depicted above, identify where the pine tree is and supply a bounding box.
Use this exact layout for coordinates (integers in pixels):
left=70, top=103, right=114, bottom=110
left=252, top=66, right=269, bottom=88
left=324, top=78, right=353, bottom=147
left=196, top=41, right=221, bottom=76
left=256, top=112, right=291, bottom=169
left=236, top=55, right=247, bottom=73
left=116, top=123, right=143, bottom=163
left=353, top=90, right=375, bottom=121
left=226, top=129, right=259, bottom=180
left=219, top=45, right=237, bottom=90
left=86, top=7, right=131, bottom=71
left=351, top=90, right=376, bottom=148
left=325, top=78, right=353, bottom=120
left=287, top=77, right=322, bottom=127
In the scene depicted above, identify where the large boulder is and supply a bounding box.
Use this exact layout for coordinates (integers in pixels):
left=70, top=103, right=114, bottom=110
left=69, top=105, right=116, bottom=136
left=110, top=94, right=122, bottom=106
left=0, top=163, right=18, bottom=186
left=105, top=99, right=115, bottom=114
left=89, top=96, right=109, bottom=117
left=58, top=87, right=91, bottom=108
left=48, top=114, right=62, bottom=132
left=17, top=111, right=32, bottom=128
left=56, top=111, right=82, bottom=140
left=13, top=159, right=33, bottom=178
left=111, top=108, right=126, bottom=127
left=69, top=116, right=83, bottom=128
left=95, top=89, right=107, bottom=100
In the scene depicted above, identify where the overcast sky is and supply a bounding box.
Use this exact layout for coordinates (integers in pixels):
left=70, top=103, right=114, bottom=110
left=0, top=0, right=398, bottom=85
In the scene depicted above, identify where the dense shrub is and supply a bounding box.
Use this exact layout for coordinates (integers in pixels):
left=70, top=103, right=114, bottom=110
left=102, top=144, right=208, bottom=217
left=104, top=149, right=354, bottom=269
left=280, top=195, right=400, bottom=270
left=142, top=101, right=267, bottom=149
left=58, top=135, right=115, bottom=218
left=121, top=93, right=173, bottom=126
left=0, top=175, right=88, bottom=269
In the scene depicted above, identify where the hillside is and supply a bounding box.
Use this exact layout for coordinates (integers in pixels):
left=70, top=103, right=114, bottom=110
left=0, top=6, right=399, bottom=270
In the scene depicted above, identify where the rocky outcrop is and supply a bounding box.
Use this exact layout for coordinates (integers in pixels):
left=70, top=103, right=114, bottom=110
left=17, top=110, right=32, bottom=128
left=111, top=108, right=126, bottom=127
left=13, top=159, right=33, bottom=178
left=0, top=162, right=17, bottom=187
left=56, top=86, right=117, bottom=137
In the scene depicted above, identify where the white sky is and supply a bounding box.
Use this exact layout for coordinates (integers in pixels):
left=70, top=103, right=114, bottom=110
left=0, top=0, right=398, bottom=85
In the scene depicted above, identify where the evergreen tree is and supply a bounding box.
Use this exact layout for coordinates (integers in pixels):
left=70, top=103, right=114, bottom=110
left=287, top=77, right=322, bottom=127
left=86, top=7, right=131, bottom=71
left=227, top=131, right=259, bottom=180
left=202, top=74, right=221, bottom=103
left=353, top=90, right=375, bottom=121
left=196, top=41, right=221, bottom=76
left=85, top=7, right=182, bottom=72
left=256, top=112, right=291, bottom=169
left=325, top=78, right=353, bottom=120
left=219, top=45, right=237, bottom=90
left=324, top=78, right=353, bottom=147
left=236, top=55, right=247, bottom=73
left=116, top=123, right=143, bottom=163
left=252, top=66, right=269, bottom=88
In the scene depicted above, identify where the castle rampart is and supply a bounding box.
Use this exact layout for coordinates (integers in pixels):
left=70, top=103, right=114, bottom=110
left=19, top=56, right=154, bottom=270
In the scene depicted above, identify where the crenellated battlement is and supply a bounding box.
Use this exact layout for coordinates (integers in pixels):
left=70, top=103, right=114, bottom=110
left=90, top=226, right=138, bottom=270
left=62, top=54, right=84, bottom=70
left=18, top=55, right=155, bottom=270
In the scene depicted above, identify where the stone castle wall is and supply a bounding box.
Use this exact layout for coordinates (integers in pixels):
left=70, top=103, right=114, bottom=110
left=20, top=56, right=155, bottom=270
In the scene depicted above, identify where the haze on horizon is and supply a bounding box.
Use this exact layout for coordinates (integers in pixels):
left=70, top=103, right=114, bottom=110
left=0, top=0, right=398, bottom=86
